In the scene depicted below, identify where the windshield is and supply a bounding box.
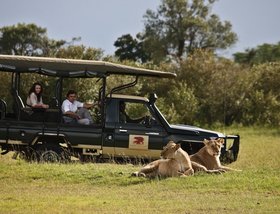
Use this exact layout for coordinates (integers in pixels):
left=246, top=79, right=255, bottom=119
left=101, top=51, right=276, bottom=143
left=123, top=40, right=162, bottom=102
left=152, top=103, right=171, bottom=127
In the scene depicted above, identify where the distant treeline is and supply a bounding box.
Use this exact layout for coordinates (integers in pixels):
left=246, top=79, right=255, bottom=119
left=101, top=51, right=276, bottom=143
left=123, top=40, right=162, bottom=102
left=1, top=16, right=280, bottom=126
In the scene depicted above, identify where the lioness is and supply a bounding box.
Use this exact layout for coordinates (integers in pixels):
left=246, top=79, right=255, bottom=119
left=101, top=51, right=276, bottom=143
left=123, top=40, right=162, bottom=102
left=132, top=141, right=194, bottom=178
left=161, top=141, right=222, bottom=174
left=190, top=138, right=240, bottom=172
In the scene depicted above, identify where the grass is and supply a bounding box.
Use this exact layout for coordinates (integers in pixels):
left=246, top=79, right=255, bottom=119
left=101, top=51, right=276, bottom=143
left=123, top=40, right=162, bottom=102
left=0, top=126, right=280, bottom=213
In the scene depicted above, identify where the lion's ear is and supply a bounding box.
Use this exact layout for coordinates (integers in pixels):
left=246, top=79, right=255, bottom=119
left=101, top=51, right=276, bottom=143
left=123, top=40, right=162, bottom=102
left=217, top=138, right=224, bottom=144
left=175, top=143, right=181, bottom=150
left=166, top=140, right=174, bottom=147
left=203, top=139, right=209, bottom=145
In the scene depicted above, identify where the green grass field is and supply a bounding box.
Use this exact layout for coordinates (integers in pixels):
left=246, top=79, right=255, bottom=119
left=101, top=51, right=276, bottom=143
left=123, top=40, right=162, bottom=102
left=0, top=126, right=280, bottom=213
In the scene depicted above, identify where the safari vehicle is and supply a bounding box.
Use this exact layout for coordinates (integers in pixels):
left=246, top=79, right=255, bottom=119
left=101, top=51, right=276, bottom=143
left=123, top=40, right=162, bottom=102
left=0, top=55, right=240, bottom=163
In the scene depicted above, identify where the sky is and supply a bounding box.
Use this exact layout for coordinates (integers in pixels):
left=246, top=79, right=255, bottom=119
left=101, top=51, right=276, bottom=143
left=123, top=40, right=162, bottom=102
left=1, top=0, right=280, bottom=58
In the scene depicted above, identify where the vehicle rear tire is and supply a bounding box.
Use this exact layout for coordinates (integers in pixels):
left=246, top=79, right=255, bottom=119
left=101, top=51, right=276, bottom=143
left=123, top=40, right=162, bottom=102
left=18, top=146, right=40, bottom=162
left=40, top=150, right=60, bottom=163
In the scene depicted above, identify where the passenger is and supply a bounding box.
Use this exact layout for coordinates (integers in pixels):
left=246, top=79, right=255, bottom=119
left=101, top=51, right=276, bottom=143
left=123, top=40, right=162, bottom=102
left=119, top=101, right=145, bottom=124
left=26, top=82, right=49, bottom=109
left=61, top=90, right=96, bottom=125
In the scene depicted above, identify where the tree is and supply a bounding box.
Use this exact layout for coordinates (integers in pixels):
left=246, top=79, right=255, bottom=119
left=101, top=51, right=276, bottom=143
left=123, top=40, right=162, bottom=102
left=41, top=38, right=67, bottom=57
left=0, top=23, right=106, bottom=110
left=114, top=34, right=150, bottom=63
left=178, top=49, right=251, bottom=125
left=0, top=23, right=66, bottom=56
left=55, top=45, right=104, bottom=60
left=234, top=42, right=280, bottom=65
left=141, top=0, right=237, bottom=62
left=240, top=62, right=280, bottom=125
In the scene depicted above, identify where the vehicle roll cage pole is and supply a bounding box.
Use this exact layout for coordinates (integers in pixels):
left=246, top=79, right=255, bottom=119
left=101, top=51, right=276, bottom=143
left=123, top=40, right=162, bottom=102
left=57, top=77, right=63, bottom=107
left=109, top=76, right=139, bottom=97
left=11, top=72, right=20, bottom=92
left=101, top=76, right=106, bottom=127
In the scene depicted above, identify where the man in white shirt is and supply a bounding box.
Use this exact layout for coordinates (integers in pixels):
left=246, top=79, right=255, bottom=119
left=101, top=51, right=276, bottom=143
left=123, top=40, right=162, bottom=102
left=61, top=90, right=96, bottom=125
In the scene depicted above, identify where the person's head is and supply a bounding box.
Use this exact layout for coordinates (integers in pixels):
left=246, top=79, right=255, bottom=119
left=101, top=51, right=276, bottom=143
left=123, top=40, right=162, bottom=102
left=29, top=82, right=43, bottom=99
left=29, top=82, right=43, bottom=95
left=66, top=90, right=77, bottom=103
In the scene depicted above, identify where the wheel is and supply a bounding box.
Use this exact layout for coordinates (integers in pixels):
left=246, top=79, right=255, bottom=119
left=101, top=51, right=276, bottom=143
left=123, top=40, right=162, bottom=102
left=140, top=115, right=156, bottom=127
left=17, top=147, right=40, bottom=162
left=40, top=150, right=60, bottom=163
left=60, top=148, right=71, bottom=163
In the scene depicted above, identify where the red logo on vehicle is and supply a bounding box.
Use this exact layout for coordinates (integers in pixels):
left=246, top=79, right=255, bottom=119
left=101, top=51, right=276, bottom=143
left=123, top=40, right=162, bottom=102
left=133, top=136, right=144, bottom=145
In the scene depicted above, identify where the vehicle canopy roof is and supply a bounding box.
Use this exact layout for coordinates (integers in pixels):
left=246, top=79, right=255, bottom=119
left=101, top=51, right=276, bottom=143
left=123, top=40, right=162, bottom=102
left=0, top=55, right=176, bottom=79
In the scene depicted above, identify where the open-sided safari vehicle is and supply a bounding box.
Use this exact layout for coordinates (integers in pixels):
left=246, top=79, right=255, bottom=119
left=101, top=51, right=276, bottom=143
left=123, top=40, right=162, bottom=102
left=0, top=55, right=240, bottom=163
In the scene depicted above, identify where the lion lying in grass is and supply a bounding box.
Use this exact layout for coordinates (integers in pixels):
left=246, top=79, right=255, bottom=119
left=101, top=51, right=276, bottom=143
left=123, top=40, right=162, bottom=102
left=161, top=142, right=222, bottom=174
left=190, top=138, right=240, bottom=172
left=132, top=141, right=194, bottom=178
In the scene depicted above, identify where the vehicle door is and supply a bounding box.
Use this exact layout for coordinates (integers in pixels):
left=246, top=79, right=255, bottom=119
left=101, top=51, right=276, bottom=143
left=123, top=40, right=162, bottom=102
left=113, top=100, right=167, bottom=159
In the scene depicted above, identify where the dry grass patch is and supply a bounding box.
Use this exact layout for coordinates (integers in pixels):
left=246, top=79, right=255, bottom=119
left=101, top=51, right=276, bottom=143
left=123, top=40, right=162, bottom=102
left=1, top=126, right=280, bottom=213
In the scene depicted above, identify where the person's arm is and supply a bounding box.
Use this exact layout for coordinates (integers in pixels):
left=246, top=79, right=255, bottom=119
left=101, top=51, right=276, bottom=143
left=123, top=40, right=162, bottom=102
left=61, top=100, right=82, bottom=120
left=83, top=101, right=98, bottom=109
left=123, top=111, right=145, bottom=124
left=64, top=110, right=80, bottom=119
left=62, top=100, right=80, bottom=119
left=29, top=93, right=49, bottom=109
left=29, top=93, right=43, bottom=108
left=39, top=97, right=49, bottom=108
left=127, top=115, right=145, bottom=123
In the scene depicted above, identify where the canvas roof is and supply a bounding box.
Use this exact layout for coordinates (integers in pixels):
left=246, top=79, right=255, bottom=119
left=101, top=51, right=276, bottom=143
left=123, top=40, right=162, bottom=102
left=0, top=55, right=176, bottom=78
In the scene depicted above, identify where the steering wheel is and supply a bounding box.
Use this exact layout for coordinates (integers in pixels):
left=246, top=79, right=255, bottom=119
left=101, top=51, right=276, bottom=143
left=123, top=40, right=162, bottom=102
left=141, top=115, right=156, bottom=126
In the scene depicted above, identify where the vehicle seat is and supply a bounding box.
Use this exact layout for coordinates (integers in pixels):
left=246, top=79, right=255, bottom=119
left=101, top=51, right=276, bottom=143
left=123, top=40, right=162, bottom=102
left=0, top=99, right=7, bottom=120
left=49, top=97, right=59, bottom=108
left=11, top=89, right=32, bottom=120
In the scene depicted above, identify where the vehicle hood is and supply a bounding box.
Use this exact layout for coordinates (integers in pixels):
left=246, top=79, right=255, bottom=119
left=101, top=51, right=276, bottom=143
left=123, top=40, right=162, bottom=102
left=170, top=124, right=225, bottom=137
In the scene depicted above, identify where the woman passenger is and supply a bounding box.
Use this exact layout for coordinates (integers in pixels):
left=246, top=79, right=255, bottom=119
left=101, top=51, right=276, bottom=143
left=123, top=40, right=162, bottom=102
left=26, top=82, right=49, bottom=109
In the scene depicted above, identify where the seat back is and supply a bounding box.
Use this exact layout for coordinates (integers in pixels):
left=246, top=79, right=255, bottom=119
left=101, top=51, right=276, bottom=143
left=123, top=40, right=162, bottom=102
left=11, top=88, right=29, bottom=120
left=49, top=97, right=59, bottom=108
left=0, top=99, right=7, bottom=120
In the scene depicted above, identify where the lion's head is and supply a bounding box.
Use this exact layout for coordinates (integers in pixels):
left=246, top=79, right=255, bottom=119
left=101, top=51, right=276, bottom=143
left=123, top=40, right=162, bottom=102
left=204, top=138, right=224, bottom=157
left=161, top=141, right=180, bottom=159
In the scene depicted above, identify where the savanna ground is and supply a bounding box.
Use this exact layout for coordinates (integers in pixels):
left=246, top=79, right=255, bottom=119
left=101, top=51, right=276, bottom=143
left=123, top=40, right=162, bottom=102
left=0, top=127, right=280, bottom=214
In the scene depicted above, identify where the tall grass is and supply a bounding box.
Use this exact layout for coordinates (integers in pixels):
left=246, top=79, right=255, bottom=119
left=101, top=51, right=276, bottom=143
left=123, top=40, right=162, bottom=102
left=0, top=126, right=280, bottom=213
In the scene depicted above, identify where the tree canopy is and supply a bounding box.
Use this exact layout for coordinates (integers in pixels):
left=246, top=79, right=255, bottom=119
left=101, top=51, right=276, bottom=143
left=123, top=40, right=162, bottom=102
left=0, top=23, right=66, bottom=56
left=234, top=42, right=280, bottom=65
left=114, top=34, right=150, bottom=63
left=114, top=0, right=237, bottom=63
left=143, top=0, right=237, bottom=61
left=1, top=19, right=280, bottom=126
